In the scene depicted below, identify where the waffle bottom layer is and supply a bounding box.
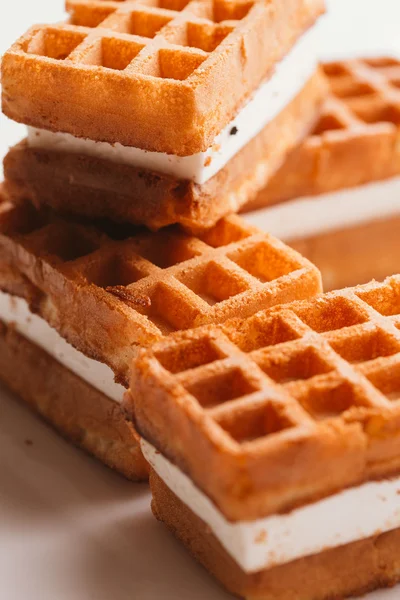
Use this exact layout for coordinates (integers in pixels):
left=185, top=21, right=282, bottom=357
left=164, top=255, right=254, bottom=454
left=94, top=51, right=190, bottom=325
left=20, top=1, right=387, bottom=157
left=290, top=213, right=400, bottom=291
left=3, top=71, right=325, bottom=232
left=0, top=320, right=148, bottom=481
left=150, top=470, right=400, bottom=600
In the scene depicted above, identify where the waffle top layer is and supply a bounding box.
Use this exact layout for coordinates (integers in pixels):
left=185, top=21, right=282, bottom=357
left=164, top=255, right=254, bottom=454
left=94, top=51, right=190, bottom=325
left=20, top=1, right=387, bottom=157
left=0, top=199, right=321, bottom=384
left=128, top=276, right=400, bottom=521
left=1, top=0, right=324, bottom=155
left=257, top=56, right=400, bottom=205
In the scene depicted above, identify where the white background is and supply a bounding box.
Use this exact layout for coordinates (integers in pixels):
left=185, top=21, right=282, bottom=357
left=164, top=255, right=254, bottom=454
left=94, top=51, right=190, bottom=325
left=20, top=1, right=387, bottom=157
left=1, top=1, right=400, bottom=599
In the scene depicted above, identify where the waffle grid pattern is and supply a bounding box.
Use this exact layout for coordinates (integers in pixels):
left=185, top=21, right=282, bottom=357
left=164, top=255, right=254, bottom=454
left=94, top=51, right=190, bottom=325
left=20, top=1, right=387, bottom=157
left=131, top=276, right=400, bottom=519
left=137, top=277, right=400, bottom=441
left=0, top=202, right=320, bottom=380
left=320, top=58, right=400, bottom=132
left=2, top=0, right=324, bottom=154
left=51, top=1, right=244, bottom=79
left=256, top=57, right=400, bottom=206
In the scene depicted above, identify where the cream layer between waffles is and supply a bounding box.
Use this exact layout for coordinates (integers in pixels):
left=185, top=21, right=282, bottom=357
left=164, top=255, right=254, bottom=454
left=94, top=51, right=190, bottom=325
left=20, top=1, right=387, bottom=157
left=142, top=438, right=400, bottom=573
left=27, top=26, right=319, bottom=184
left=245, top=175, right=400, bottom=241
left=0, top=291, right=124, bottom=403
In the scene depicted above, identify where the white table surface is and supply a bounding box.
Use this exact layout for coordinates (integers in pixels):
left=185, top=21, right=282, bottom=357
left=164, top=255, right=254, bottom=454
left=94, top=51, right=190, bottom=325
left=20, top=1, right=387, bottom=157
left=1, top=1, right=400, bottom=598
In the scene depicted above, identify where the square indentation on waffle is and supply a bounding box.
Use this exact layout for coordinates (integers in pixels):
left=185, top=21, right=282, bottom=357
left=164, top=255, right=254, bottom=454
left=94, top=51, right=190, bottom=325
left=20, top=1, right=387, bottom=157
left=3, top=0, right=324, bottom=154
left=181, top=361, right=262, bottom=409
left=214, top=396, right=302, bottom=444
left=356, top=278, right=400, bottom=317
left=77, top=36, right=146, bottom=70
left=255, top=343, right=334, bottom=384
left=227, top=239, right=305, bottom=284
left=360, top=355, right=400, bottom=403
left=284, top=374, right=380, bottom=421
left=0, top=207, right=321, bottom=352
left=292, top=295, right=371, bottom=333
left=154, top=333, right=229, bottom=374
left=24, top=27, right=88, bottom=60
left=224, top=311, right=302, bottom=353
left=326, top=324, right=400, bottom=364
left=130, top=276, right=400, bottom=518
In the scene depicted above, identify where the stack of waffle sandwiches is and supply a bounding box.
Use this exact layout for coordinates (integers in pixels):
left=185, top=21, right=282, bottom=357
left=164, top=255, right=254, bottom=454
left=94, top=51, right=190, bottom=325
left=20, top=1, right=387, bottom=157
left=2, top=1, right=400, bottom=599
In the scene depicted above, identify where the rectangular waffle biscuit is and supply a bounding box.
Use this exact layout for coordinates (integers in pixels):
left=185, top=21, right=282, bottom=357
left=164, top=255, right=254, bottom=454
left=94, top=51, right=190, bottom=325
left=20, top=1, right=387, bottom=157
left=0, top=198, right=321, bottom=388
left=244, top=57, right=400, bottom=211
left=3, top=67, right=326, bottom=231
left=1, top=0, right=324, bottom=155
left=0, top=321, right=148, bottom=480
left=128, top=275, right=400, bottom=521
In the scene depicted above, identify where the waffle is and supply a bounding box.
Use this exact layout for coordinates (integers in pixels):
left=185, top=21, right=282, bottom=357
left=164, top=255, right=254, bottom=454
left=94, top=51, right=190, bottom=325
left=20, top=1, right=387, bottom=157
left=128, top=275, right=400, bottom=521
left=1, top=0, right=324, bottom=155
left=244, top=56, right=400, bottom=211
left=0, top=321, right=148, bottom=480
left=0, top=200, right=321, bottom=386
left=3, top=68, right=325, bottom=231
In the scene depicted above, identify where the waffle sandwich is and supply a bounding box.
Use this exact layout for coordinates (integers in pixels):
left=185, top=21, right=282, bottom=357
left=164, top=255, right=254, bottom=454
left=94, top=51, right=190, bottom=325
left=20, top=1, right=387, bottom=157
left=2, top=0, right=326, bottom=231
left=126, top=275, right=400, bottom=599
left=245, top=56, right=400, bottom=289
left=0, top=194, right=321, bottom=479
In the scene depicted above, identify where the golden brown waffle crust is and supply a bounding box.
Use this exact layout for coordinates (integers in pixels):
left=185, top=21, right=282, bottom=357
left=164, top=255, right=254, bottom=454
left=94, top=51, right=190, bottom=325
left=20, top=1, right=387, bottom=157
left=244, top=57, right=400, bottom=212
left=150, top=470, right=400, bottom=600
left=3, top=69, right=325, bottom=231
left=1, top=0, right=324, bottom=155
left=128, top=275, right=400, bottom=521
left=0, top=319, right=148, bottom=481
left=0, top=199, right=321, bottom=385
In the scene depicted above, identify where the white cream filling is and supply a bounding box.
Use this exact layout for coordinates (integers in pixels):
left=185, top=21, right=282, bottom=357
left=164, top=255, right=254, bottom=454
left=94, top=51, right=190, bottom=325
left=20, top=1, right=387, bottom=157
left=142, top=439, right=400, bottom=574
left=0, top=291, right=124, bottom=403
left=27, top=27, right=318, bottom=185
left=244, top=176, right=400, bottom=240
